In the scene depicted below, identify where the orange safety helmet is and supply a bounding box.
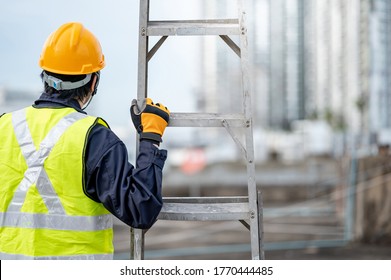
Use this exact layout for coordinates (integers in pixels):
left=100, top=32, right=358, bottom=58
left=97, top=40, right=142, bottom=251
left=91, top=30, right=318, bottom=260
left=39, top=22, right=105, bottom=75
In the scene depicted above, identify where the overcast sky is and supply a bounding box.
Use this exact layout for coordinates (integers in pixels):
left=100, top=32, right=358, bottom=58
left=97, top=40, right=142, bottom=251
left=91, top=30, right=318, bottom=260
left=0, top=0, right=202, bottom=131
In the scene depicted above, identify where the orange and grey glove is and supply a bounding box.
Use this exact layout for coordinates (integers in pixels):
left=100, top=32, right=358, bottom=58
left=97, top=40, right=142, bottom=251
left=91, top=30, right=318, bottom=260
left=130, top=98, right=170, bottom=143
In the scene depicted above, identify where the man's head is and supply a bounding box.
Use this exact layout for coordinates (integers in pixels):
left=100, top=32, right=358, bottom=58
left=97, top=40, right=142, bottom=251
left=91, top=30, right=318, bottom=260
left=39, top=22, right=105, bottom=108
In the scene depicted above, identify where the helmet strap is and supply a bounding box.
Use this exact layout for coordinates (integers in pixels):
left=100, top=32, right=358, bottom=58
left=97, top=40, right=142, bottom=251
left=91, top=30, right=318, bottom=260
left=42, top=71, right=92, bottom=90
left=82, top=72, right=100, bottom=110
left=81, top=94, right=94, bottom=110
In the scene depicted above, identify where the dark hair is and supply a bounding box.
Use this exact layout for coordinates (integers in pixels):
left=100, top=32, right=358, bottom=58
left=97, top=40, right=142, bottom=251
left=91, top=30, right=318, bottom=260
left=40, top=70, right=96, bottom=101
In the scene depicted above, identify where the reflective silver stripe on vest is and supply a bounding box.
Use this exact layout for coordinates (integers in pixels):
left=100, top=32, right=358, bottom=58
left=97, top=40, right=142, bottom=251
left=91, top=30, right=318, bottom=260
left=9, top=109, right=87, bottom=214
left=4, top=108, right=112, bottom=231
left=0, top=252, right=112, bottom=260
left=0, top=212, right=112, bottom=231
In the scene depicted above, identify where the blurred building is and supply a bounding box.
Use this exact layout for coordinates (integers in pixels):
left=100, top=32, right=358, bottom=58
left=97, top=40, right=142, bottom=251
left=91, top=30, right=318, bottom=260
left=267, top=0, right=367, bottom=132
left=0, top=87, right=37, bottom=114
left=369, top=0, right=391, bottom=133
left=0, top=85, right=101, bottom=117
left=198, top=0, right=241, bottom=115
left=197, top=0, right=391, bottom=150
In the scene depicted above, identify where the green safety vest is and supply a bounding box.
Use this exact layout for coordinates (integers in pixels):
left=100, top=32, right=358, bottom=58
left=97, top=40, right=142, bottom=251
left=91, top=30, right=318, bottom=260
left=0, top=106, right=114, bottom=259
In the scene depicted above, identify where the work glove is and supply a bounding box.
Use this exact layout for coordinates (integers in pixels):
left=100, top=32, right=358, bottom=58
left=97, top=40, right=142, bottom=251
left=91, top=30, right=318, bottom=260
left=130, top=98, right=170, bottom=143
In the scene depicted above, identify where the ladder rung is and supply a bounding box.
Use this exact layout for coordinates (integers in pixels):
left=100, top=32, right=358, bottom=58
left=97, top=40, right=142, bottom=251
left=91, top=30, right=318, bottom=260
left=159, top=200, right=250, bottom=221
left=163, top=196, right=249, bottom=204
left=147, top=19, right=240, bottom=36
left=169, top=113, right=247, bottom=127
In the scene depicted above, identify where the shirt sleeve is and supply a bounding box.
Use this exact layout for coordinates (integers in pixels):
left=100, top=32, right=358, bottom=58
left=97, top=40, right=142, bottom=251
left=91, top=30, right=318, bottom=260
left=83, top=124, right=167, bottom=229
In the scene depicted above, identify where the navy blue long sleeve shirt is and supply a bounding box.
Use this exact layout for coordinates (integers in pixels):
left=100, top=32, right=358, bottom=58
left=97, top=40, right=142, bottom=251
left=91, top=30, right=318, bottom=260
left=32, top=93, right=167, bottom=229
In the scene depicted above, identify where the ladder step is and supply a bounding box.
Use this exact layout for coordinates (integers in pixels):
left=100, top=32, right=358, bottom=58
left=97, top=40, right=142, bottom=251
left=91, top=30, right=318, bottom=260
left=159, top=196, right=250, bottom=221
left=147, top=19, right=240, bottom=36
left=169, top=112, right=247, bottom=127
left=163, top=196, right=249, bottom=203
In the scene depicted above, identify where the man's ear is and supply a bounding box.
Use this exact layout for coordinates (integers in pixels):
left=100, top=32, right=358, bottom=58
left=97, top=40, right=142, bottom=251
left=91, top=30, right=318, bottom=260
left=90, top=75, right=97, bottom=93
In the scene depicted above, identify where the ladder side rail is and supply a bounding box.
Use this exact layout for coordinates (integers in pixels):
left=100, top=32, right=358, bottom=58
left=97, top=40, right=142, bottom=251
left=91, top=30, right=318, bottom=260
left=258, top=190, right=265, bottom=259
left=130, top=228, right=146, bottom=260
left=137, top=0, right=150, bottom=101
left=131, top=0, right=150, bottom=260
left=238, top=0, right=263, bottom=260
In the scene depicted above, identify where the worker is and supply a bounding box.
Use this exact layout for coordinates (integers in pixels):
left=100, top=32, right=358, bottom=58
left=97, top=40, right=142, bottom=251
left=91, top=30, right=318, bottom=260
left=0, top=22, right=170, bottom=260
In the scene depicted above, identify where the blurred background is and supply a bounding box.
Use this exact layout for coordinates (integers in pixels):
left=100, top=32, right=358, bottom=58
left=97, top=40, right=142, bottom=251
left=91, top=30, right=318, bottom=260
left=1, top=0, right=391, bottom=259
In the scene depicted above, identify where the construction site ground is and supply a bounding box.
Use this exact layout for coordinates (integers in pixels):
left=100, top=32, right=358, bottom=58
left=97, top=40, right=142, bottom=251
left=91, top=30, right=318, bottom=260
left=113, top=158, right=391, bottom=260
left=113, top=219, right=391, bottom=260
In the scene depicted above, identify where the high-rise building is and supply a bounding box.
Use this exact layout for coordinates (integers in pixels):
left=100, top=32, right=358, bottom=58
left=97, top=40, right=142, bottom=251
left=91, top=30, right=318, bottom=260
left=198, top=0, right=391, bottom=145
left=369, top=0, right=391, bottom=132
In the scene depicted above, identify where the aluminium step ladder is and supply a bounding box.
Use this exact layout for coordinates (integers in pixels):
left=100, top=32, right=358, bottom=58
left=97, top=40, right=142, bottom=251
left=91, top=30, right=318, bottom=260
left=131, top=0, right=264, bottom=260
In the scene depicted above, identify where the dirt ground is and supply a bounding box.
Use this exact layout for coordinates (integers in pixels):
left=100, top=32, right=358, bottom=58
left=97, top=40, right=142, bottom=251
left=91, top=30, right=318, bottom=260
left=113, top=219, right=391, bottom=260
left=113, top=244, right=391, bottom=260
left=113, top=159, right=391, bottom=260
left=265, top=243, right=391, bottom=260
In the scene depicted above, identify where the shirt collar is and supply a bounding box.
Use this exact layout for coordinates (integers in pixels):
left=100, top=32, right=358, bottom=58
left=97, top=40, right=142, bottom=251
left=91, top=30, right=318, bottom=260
left=33, top=92, right=86, bottom=114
